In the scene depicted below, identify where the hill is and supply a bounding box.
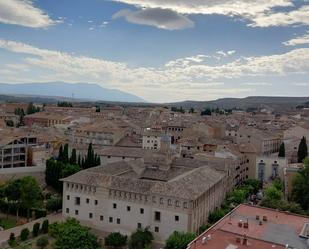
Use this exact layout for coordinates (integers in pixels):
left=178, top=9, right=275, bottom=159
left=0, top=82, right=144, bottom=103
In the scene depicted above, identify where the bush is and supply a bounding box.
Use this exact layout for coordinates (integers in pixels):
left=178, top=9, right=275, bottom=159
left=41, top=219, right=49, bottom=234
left=105, top=232, right=127, bottom=247
left=20, top=228, right=30, bottom=241
left=32, top=222, right=40, bottom=237
left=164, top=231, right=196, bottom=249
left=36, top=236, right=49, bottom=249
left=208, top=209, right=226, bottom=224
left=33, top=208, right=47, bottom=219
left=128, top=228, right=153, bottom=249
left=8, top=232, right=16, bottom=246
left=46, top=197, right=62, bottom=212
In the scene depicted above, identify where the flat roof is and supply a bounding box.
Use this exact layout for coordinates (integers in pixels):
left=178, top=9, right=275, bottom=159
left=188, top=204, right=309, bottom=249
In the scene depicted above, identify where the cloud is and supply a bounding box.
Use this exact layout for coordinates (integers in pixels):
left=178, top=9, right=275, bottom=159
left=292, top=82, right=309, bottom=86
left=0, top=0, right=57, bottom=28
left=243, top=82, right=272, bottom=86
left=283, top=32, right=309, bottom=46
left=0, top=39, right=309, bottom=102
left=113, top=7, right=194, bottom=30
left=112, top=0, right=309, bottom=27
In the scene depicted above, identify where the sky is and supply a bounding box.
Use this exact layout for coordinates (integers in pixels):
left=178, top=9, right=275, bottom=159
left=0, top=0, right=308, bottom=103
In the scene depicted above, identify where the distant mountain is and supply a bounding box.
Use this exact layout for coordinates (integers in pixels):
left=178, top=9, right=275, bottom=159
left=0, top=82, right=144, bottom=103
left=168, top=96, right=309, bottom=110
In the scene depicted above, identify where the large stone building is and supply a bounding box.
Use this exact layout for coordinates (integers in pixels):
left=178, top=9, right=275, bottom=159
left=61, top=155, right=226, bottom=242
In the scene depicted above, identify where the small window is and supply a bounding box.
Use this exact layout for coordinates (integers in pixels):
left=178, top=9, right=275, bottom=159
left=66, top=208, right=69, bottom=214
left=100, top=215, right=104, bottom=221
left=140, top=208, right=144, bottom=214
left=89, top=213, right=93, bottom=219
left=75, top=197, right=80, bottom=206
left=127, top=206, right=131, bottom=212
left=109, top=217, right=113, bottom=223
left=155, top=227, right=159, bottom=233
left=168, top=199, right=172, bottom=206
left=67, top=195, right=70, bottom=200
left=183, top=202, right=188, bottom=209
left=154, top=211, right=161, bottom=222
left=176, top=201, right=180, bottom=207
left=137, top=223, right=142, bottom=229
left=160, top=198, right=164, bottom=204
left=117, top=218, right=121, bottom=224
left=75, top=210, right=79, bottom=215
left=175, top=215, right=179, bottom=222
left=86, top=198, right=89, bottom=204
left=113, top=203, right=117, bottom=209
left=95, top=200, right=98, bottom=205
left=122, top=156, right=125, bottom=159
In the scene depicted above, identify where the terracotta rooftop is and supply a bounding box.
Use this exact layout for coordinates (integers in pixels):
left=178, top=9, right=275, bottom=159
left=188, top=204, right=309, bottom=249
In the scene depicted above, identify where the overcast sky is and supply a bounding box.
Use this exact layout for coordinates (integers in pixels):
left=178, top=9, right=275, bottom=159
left=0, top=0, right=308, bottom=102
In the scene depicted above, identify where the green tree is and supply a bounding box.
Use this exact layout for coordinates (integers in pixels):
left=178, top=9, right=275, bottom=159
left=264, top=186, right=283, bottom=201
left=41, top=219, right=49, bottom=234
left=8, top=232, right=16, bottom=246
left=58, top=145, right=63, bottom=162
left=291, top=157, right=309, bottom=210
left=105, top=232, right=127, bottom=248
left=278, top=142, right=285, bottom=157
left=20, top=176, right=42, bottom=221
left=298, top=137, right=308, bottom=163
left=63, top=144, right=69, bottom=163
left=273, top=178, right=284, bottom=192
left=26, top=102, right=40, bottom=115
left=70, top=148, right=77, bottom=165
left=4, top=179, right=22, bottom=221
left=128, top=228, right=153, bottom=249
left=46, top=197, right=62, bottom=212
left=201, top=108, right=212, bottom=116
left=51, top=218, right=100, bottom=249
left=36, top=236, right=49, bottom=249
left=164, top=231, right=196, bottom=249
left=208, top=209, right=226, bottom=224
left=20, top=228, right=30, bottom=241
left=32, top=222, right=40, bottom=237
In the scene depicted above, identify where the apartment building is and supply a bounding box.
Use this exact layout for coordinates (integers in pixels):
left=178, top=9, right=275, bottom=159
left=25, top=112, right=73, bottom=127
left=61, top=156, right=226, bottom=242
left=73, top=123, right=127, bottom=147
left=142, top=129, right=171, bottom=150
left=237, top=127, right=282, bottom=155
left=0, top=134, right=37, bottom=169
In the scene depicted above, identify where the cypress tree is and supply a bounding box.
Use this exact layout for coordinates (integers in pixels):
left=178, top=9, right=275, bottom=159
left=63, top=144, right=69, bottom=163
left=58, top=145, right=63, bottom=162
left=77, top=154, right=81, bottom=166
left=278, top=142, right=285, bottom=157
left=70, top=148, right=77, bottom=165
left=298, top=136, right=308, bottom=163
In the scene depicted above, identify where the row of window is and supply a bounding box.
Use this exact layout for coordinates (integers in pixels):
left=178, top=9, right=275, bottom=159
left=112, top=197, right=188, bottom=209
left=67, top=196, right=98, bottom=206
left=66, top=183, right=96, bottom=193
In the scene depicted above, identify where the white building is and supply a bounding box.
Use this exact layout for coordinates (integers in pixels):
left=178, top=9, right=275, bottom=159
left=142, top=129, right=171, bottom=150
left=61, top=156, right=225, bottom=242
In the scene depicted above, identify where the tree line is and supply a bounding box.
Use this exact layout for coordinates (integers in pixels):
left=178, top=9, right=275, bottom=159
left=46, top=143, right=101, bottom=192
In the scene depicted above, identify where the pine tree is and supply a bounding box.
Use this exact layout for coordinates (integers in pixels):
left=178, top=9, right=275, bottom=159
left=298, top=136, right=308, bottom=163
left=70, top=148, right=77, bottom=165
left=278, top=142, right=285, bottom=157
